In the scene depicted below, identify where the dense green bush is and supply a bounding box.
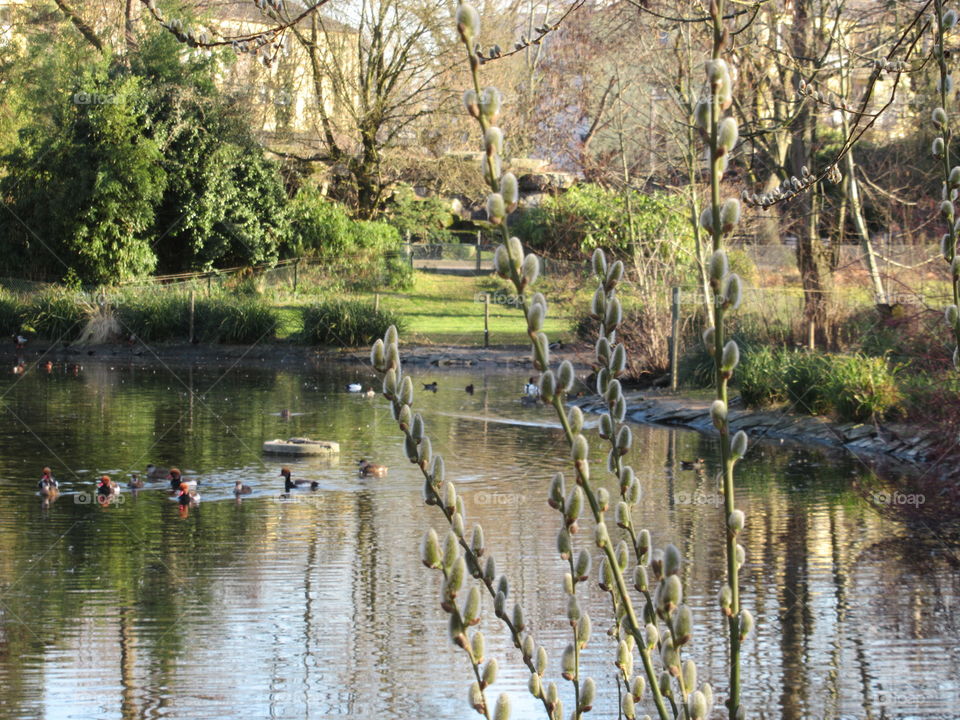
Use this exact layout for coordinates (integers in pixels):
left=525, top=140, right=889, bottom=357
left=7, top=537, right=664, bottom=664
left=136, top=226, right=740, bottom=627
left=513, top=183, right=691, bottom=260
left=301, top=300, right=404, bottom=347
left=288, top=190, right=412, bottom=290
left=381, top=183, right=455, bottom=242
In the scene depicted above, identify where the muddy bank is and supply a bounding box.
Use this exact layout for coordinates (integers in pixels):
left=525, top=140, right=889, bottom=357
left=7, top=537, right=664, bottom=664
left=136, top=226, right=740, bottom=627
left=14, top=339, right=595, bottom=372
left=572, top=390, right=959, bottom=484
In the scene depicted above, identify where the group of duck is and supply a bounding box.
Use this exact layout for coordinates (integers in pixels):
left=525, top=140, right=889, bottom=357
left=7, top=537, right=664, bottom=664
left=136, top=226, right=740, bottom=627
left=34, top=459, right=389, bottom=507
left=347, top=379, right=540, bottom=401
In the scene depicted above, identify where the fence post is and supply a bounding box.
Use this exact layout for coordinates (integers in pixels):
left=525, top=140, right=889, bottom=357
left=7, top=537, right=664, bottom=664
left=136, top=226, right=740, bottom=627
left=374, top=293, right=380, bottom=311
left=206, top=273, right=212, bottom=297
left=808, top=319, right=816, bottom=350
left=293, top=259, right=299, bottom=293
left=476, top=231, right=482, bottom=274
left=670, top=286, right=681, bottom=391
left=189, top=290, right=195, bottom=344
left=483, top=293, right=490, bottom=348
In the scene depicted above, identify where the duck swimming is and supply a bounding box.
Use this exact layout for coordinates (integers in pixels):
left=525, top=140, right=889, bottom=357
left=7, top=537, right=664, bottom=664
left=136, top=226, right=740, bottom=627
left=177, top=482, right=200, bottom=506
left=523, top=377, right=540, bottom=397
left=234, top=480, right=253, bottom=496
left=97, top=475, right=120, bottom=498
left=37, top=467, right=59, bottom=497
left=167, top=468, right=196, bottom=491
left=280, top=467, right=317, bottom=491
left=146, top=464, right=169, bottom=479
left=127, top=474, right=144, bottom=489
left=358, top=459, right=388, bottom=477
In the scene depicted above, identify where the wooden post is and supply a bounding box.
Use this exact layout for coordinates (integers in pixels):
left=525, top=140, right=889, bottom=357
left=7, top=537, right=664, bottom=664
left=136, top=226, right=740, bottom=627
left=374, top=293, right=380, bottom=311
left=206, top=273, right=212, bottom=297
left=475, top=231, right=482, bottom=273
left=483, top=293, right=490, bottom=348
left=808, top=319, right=816, bottom=350
left=670, top=287, right=681, bottom=391
left=189, top=290, right=195, bottom=344
left=293, top=259, right=299, bottom=293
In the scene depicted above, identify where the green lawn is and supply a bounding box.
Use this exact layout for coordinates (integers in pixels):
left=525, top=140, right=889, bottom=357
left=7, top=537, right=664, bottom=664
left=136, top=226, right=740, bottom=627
left=361, top=272, right=575, bottom=345
left=274, top=271, right=578, bottom=346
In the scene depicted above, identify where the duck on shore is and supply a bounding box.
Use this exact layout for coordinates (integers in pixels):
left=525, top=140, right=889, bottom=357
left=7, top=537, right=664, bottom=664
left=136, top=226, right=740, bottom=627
left=680, top=458, right=705, bottom=471
left=358, top=459, right=387, bottom=477
left=346, top=383, right=363, bottom=393
left=422, top=382, right=438, bottom=392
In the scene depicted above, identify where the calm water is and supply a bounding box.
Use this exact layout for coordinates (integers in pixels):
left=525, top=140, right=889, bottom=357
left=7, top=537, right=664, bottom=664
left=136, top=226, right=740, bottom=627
left=0, top=356, right=957, bottom=720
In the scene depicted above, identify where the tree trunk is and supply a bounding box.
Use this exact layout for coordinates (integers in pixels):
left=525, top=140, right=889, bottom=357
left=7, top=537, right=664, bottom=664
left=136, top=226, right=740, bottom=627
left=844, top=142, right=887, bottom=305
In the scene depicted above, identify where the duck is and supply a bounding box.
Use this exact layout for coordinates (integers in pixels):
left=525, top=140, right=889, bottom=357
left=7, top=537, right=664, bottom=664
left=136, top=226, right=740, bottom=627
left=358, top=459, right=388, bottom=477
left=234, top=480, right=253, bottom=496
left=364, top=388, right=376, bottom=398
left=280, top=467, right=316, bottom=491
left=465, top=383, right=474, bottom=395
left=177, top=482, right=200, bottom=506
left=12, top=334, right=27, bottom=350
left=279, top=408, right=291, bottom=420
left=520, top=394, right=539, bottom=407
left=145, top=464, right=169, bottom=479
left=167, top=468, right=197, bottom=491
left=97, top=475, right=120, bottom=498
left=68, top=363, right=82, bottom=376
left=422, top=382, right=438, bottom=392
left=127, top=474, right=144, bottom=489
left=12, top=362, right=25, bottom=375
left=37, top=467, right=59, bottom=497
left=679, top=458, right=705, bottom=471
left=346, top=383, right=363, bottom=393
left=523, top=377, right=540, bottom=397
left=42, top=361, right=53, bottom=373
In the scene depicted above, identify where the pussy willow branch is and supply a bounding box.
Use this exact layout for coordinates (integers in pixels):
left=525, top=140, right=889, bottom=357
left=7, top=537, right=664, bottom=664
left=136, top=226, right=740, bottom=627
left=934, top=0, right=960, bottom=360
left=705, top=1, right=742, bottom=717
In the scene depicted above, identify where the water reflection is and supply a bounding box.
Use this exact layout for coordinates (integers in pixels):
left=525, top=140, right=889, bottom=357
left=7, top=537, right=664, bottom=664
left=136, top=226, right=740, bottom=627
left=0, top=359, right=956, bottom=719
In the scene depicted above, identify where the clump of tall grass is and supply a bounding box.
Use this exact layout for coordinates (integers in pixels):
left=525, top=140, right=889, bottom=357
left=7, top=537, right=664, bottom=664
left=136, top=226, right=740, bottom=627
left=301, top=300, right=403, bottom=347
left=116, top=294, right=190, bottom=342
left=193, top=297, right=279, bottom=344
left=22, top=289, right=91, bottom=342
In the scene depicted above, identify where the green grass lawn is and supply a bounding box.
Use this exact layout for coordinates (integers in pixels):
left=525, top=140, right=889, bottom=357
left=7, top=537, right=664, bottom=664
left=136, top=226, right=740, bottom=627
left=274, top=271, right=579, bottom=346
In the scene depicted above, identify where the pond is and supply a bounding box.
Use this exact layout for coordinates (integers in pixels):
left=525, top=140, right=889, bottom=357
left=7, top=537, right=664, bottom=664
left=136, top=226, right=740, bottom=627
left=0, top=357, right=957, bottom=720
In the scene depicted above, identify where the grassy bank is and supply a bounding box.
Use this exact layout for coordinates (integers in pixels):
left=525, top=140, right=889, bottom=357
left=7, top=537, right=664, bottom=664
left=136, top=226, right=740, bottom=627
left=0, top=271, right=578, bottom=348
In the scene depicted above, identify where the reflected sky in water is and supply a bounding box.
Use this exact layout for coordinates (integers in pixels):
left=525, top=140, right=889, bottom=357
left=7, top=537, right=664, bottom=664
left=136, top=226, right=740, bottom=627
left=0, top=358, right=957, bottom=719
